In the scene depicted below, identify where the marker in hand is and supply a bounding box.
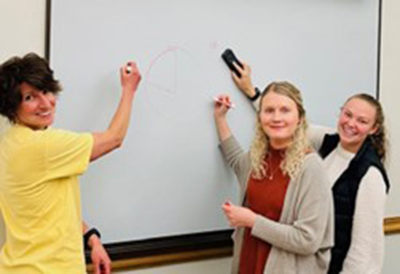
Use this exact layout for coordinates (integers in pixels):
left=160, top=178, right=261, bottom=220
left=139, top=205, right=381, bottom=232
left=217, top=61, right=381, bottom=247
left=224, top=201, right=233, bottom=207
left=222, top=200, right=233, bottom=212
left=213, top=96, right=236, bottom=109
left=126, top=63, right=132, bottom=74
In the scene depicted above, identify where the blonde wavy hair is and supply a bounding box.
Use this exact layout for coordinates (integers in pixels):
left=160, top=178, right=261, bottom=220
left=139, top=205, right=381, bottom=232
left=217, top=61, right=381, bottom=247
left=250, top=81, right=309, bottom=180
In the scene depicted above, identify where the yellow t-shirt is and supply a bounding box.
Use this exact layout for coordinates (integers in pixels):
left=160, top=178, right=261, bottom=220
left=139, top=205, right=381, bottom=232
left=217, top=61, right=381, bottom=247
left=0, top=125, right=93, bottom=274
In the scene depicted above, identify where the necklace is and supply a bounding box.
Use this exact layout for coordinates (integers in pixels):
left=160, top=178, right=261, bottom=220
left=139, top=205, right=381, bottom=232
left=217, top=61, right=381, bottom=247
left=266, top=150, right=284, bottom=180
left=267, top=162, right=280, bottom=180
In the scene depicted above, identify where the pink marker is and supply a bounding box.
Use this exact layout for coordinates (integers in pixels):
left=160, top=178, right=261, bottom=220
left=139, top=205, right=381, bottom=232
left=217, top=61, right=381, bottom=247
left=213, top=96, right=236, bottom=109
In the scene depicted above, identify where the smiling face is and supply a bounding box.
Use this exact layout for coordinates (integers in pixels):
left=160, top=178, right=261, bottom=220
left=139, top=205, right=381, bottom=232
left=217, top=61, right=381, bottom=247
left=259, top=91, right=301, bottom=149
left=15, top=82, right=56, bottom=130
left=338, top=97, right=378, bottom=153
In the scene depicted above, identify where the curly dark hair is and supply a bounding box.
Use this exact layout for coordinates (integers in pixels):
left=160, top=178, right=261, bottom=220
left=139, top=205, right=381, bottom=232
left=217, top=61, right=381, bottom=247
left=0, top=52, right=62, bottom=123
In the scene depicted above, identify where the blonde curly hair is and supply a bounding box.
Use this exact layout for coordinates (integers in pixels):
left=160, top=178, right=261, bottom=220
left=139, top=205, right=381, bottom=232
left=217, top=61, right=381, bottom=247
left=250, top=81, right=309, bottom=180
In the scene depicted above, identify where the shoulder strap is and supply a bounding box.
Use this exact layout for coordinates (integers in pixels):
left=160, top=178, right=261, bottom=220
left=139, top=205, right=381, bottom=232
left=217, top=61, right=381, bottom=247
left=318, top=134, right=340, bottom=159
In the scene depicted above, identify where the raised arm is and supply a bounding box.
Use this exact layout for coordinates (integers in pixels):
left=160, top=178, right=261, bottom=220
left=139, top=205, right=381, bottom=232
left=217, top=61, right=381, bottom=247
left=215, top=95, right=252, bottom=193
left=90, top=61, right=141, bottom=161
left=307, top=124, right=336, bottom=151
left=231, top=62, right=256, bottom=98
left=214, top=94, right=234, bottom=142
left=232, top=62, right=261, bottom=111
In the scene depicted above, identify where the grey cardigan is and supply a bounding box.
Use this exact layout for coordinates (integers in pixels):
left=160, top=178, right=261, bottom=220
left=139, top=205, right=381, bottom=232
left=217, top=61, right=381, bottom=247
left=220, top=136, right=334, bottom=274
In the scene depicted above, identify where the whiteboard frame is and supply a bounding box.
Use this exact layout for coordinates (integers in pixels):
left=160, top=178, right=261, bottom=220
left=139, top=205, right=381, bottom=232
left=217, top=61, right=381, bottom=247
left=45, top=0, right=385, bottom=267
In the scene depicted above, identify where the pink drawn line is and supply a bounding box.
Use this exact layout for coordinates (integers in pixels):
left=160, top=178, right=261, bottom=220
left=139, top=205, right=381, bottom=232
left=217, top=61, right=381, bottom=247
left=144, top=46, right=192, bottom=94
left=146, top=80, right=176, bottom=94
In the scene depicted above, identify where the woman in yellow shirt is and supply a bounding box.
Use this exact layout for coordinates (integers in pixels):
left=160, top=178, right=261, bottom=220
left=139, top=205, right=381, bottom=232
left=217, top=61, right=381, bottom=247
left=0, top=53, right=141, bottom=274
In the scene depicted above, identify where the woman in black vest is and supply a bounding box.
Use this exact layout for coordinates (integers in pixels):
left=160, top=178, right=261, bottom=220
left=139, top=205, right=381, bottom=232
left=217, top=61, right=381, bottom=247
left=230, top=62, right=389, bottom=274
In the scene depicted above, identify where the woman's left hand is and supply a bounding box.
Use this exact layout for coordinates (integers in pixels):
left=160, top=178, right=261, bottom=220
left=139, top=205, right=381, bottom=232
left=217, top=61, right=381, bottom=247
left=222, top=201, right=257, bottom=228
left=90, top=237, right=112, bottom=274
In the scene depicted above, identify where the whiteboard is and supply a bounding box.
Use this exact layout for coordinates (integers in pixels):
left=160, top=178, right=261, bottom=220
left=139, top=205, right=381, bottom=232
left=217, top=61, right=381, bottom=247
left=49, top=0, right=379, bottom=243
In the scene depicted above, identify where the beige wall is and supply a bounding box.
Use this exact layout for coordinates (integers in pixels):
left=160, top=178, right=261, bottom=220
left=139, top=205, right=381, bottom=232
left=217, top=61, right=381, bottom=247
left=380, top=0, right=400, bottom=273
left=0, top=0, right=399, bottom=272
left=0, top=0, right=46, bottom=135
left=381, top=0, right=400, bottom=216
left=0, top=0, right=46, bottom=60
left=0, top=0, right=47, bottom=247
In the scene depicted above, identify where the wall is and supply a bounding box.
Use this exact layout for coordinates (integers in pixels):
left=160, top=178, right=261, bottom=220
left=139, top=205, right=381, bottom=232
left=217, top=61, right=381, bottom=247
left=0, top=0, right=47, bottom=247
left=380, top=0, right=400, bottom=272
left=0, top=0, right=399, bottom=273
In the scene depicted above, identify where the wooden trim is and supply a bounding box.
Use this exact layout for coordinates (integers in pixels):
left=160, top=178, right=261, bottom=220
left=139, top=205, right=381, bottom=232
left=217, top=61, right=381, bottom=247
left=85, top=230, right=233, bottom=271
left=87, top=247, right=232, bottom=272
left=384, top=216, right=400, bottom=235
left=85, top=217, right=400, bottom=272
left=85, top=230, right=233, bottom=261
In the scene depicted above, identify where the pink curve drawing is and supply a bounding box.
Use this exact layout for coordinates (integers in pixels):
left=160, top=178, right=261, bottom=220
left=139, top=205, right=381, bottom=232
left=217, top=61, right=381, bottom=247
left=141, top=45, right=211, bottom=122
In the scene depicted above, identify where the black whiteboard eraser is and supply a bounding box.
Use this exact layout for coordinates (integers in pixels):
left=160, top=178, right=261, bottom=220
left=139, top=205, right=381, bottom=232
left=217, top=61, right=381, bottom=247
left=221, top=48, right=243, bottom=77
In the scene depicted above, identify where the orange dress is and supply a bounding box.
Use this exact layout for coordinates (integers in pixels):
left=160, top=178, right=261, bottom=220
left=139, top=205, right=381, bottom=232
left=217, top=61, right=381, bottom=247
left=239, top=149, right=290, bottom=274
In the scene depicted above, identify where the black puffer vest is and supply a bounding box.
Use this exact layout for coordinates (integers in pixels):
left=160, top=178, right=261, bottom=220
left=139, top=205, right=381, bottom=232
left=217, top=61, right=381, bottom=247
left=318, top=134, right=390, bottom=274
